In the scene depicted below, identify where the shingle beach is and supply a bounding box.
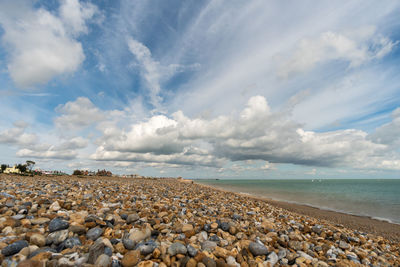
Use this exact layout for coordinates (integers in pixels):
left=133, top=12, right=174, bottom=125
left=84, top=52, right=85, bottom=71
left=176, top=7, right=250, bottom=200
left=1, top=175, right=399, bottom=267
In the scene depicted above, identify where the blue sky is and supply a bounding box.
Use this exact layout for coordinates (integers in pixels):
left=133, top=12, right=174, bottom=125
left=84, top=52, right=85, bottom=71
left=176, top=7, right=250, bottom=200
left=0, top=0, right=400, bottom=178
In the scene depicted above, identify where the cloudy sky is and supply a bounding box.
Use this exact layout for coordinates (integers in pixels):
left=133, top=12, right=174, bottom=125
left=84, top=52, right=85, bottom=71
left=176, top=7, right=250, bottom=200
left=0, top=0, right=399, bottom=179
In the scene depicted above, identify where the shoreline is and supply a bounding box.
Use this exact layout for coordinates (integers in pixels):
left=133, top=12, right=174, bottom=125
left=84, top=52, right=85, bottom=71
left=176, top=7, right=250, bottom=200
left=194, top=180, right=400, bottom=243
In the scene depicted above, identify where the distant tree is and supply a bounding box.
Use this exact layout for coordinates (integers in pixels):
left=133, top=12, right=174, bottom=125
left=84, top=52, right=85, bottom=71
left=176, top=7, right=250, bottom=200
left=1, top=164, right=7, bottom=172
left=73, top=170, right=83, bottom=175
left=16, top=164, right=27, bottom=173
left=26, top=160, right=35, bottom=172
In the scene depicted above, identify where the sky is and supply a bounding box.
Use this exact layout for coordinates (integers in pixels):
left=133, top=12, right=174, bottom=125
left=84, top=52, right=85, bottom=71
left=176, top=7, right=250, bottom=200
left=0, top=0, right=399, bottom=179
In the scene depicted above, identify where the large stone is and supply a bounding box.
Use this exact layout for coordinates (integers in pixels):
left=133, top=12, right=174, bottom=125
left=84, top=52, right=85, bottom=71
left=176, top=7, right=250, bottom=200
left=121, top=250, right=140, bottom=267
left=30, top=218, right=50, bottom=225
left=129, top=228, right=151, bottom=243
left=168, top=242, right=187, bottom=256
left=248, top=242, right=268, bottom=256
left=48, top=218, right=69, bottom=233
left=30, top=234, right=46, bottom=247
left=126, top=214, right=140, bottom=224
left=87, top=227, right=103, bottom=240
left=122, top=238, right=136, bottom=250
left=201, top=241, right=217, bottom=251
left=47, top=229, right=68, bottom=245
left=63, top=237, right=82, bottom=249
left=95, top=254, right=111, bottom=267
left=88, top=239, right=105, bottom=264
left=135, top=240, right=157, bottom=255
left=2, top=240, right=29, bottom=256
left=202, top=257, right=216, bottom=267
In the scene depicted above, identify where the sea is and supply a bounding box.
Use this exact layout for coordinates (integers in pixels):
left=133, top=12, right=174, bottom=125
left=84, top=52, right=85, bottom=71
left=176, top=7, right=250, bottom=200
left=196, top=179, right=400, bottom=224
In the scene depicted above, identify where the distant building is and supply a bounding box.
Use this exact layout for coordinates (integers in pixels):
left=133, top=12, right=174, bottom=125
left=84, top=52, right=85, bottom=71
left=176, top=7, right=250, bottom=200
left=4, top=165, right=21, bottom=174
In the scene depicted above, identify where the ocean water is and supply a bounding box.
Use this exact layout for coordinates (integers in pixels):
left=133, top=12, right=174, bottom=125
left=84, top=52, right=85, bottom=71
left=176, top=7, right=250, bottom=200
left=196, top=179, right=400, bottom=224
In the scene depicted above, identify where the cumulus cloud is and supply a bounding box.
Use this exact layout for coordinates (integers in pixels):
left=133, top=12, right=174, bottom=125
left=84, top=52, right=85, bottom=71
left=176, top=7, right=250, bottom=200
left=16, top=149, right=77, bottom=160
left=369, top=107, right=400, bottom=147
left=278, top=27, right=398, bottom=78
left=92, top=95, right=400, bottom=170
left=16, top=136, right=88, bottom=160
left=54, top=97, right=105, bottom=130
left=0, top=0, right=98, bottom=88
left=0, top=121, right=37, bottom=146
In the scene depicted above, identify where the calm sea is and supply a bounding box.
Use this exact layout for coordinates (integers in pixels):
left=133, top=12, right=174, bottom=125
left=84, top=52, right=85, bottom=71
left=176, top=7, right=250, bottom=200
left=196, top=179, right=400, bottom=224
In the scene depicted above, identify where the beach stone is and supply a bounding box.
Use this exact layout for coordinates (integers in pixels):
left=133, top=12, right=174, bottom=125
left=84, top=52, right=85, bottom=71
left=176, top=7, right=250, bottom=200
left=202, top=257, right=216, bottom=267
left=95, top=254, right=111, bottom=267
left=49, top=201, right=61, bottom=211
left=87, top=227, right=103, bottom=240
left=136, top=240, right=157, bottom=255
left=30, top=218, right=50, bottom=225
left=15, top=259, right=42, bottom=267
left=27, top=247, right=56, bottom=259
left=30, top=234, right=46, bottom=247
left=168, top=242, right=187, bottom=256
left=2, top=240, right=29, bottom=256
left=12, top=215, right=25, bottom=220
left=182, top=224, right=194, bottom=232
left=187, top=244, right=198, bottom=257
left=88, top=239, right=105, bottom=264
left=129, top=228, right=151, bottom=243
left=47, top=229, right=68, bottom=245
left=264, top=251, right=278, bottom=266
left=112, top=259, right=122, bottom=267
left=69, top=224, right=86, bottom=235
left=198, top=231, right=208, bottom=242
left=312, top=225, right=322, bottom=234
left=187, top=258, right=197, bottom=267
left=63, top=237, right=82, bottom=248
left=248, top=242, right=268, bottom=256
left=123, top=238, right=136, bottom=250
left=121, top=250, right=140, bottom=267
left=339, top=241, right=350, bottom=250
left=48, top=218, right=69, bottom=233
left=126, top=214, right=140, bottom=224
left=201, top=241, right=217, bottom=251
left=220, top=222, right=230, bottom=232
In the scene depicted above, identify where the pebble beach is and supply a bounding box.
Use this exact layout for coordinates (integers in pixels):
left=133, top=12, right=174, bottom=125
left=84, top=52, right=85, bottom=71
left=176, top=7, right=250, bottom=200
left=0, top=174, right=399, bottom=267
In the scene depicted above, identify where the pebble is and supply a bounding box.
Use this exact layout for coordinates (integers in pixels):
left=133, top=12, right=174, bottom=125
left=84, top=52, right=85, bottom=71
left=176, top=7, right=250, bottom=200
left=122, top=237, right=136, bottom=250
left=46, top=229, right=68, bottom=245
left=48, top=217, right=69, bottom=233
left=0, top=175, right=398, bottom=267
left=87, top=227, right=104, bottom=240
left=95, top=254, right=112, bottom=267
left=30, top=234, right=45, bottom=247
left=1, top=240, right=29, bottom=256
left=168, top=242, right=187, bottom=256
left=121, top=250, right=140, bottom=267
left=248, top=242, right=268, bottom=256
left=201, top=241, right=217, bottom=251
left=126, top=213, right=140, bottom=224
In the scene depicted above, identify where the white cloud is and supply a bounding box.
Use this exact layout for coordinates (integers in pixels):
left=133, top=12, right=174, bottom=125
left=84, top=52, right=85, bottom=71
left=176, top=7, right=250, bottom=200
left=16, top=148, right=77, bottom=160
left=60, top=0, right=98, bottom=35
left=369, top=107, right=400, bottom=147
left=278, top=27, right=398, bottom=78
left=0, top=121, right=37, bottom=146
left=54, top=97, right=105, bottom=130
left=127, top=37, right=200, bottom=108
left=0, top=0, right=98, bottom=88
left=92, top=95, right=400, bottom=170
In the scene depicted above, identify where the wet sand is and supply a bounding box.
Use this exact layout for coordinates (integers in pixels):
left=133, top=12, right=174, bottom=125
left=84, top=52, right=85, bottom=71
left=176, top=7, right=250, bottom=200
left=195, top=181, right=400, bottom=243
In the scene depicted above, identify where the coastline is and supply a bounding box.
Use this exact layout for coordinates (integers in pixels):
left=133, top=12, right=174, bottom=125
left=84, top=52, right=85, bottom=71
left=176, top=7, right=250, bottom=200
left=194, top=180, right=400, bottom=243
